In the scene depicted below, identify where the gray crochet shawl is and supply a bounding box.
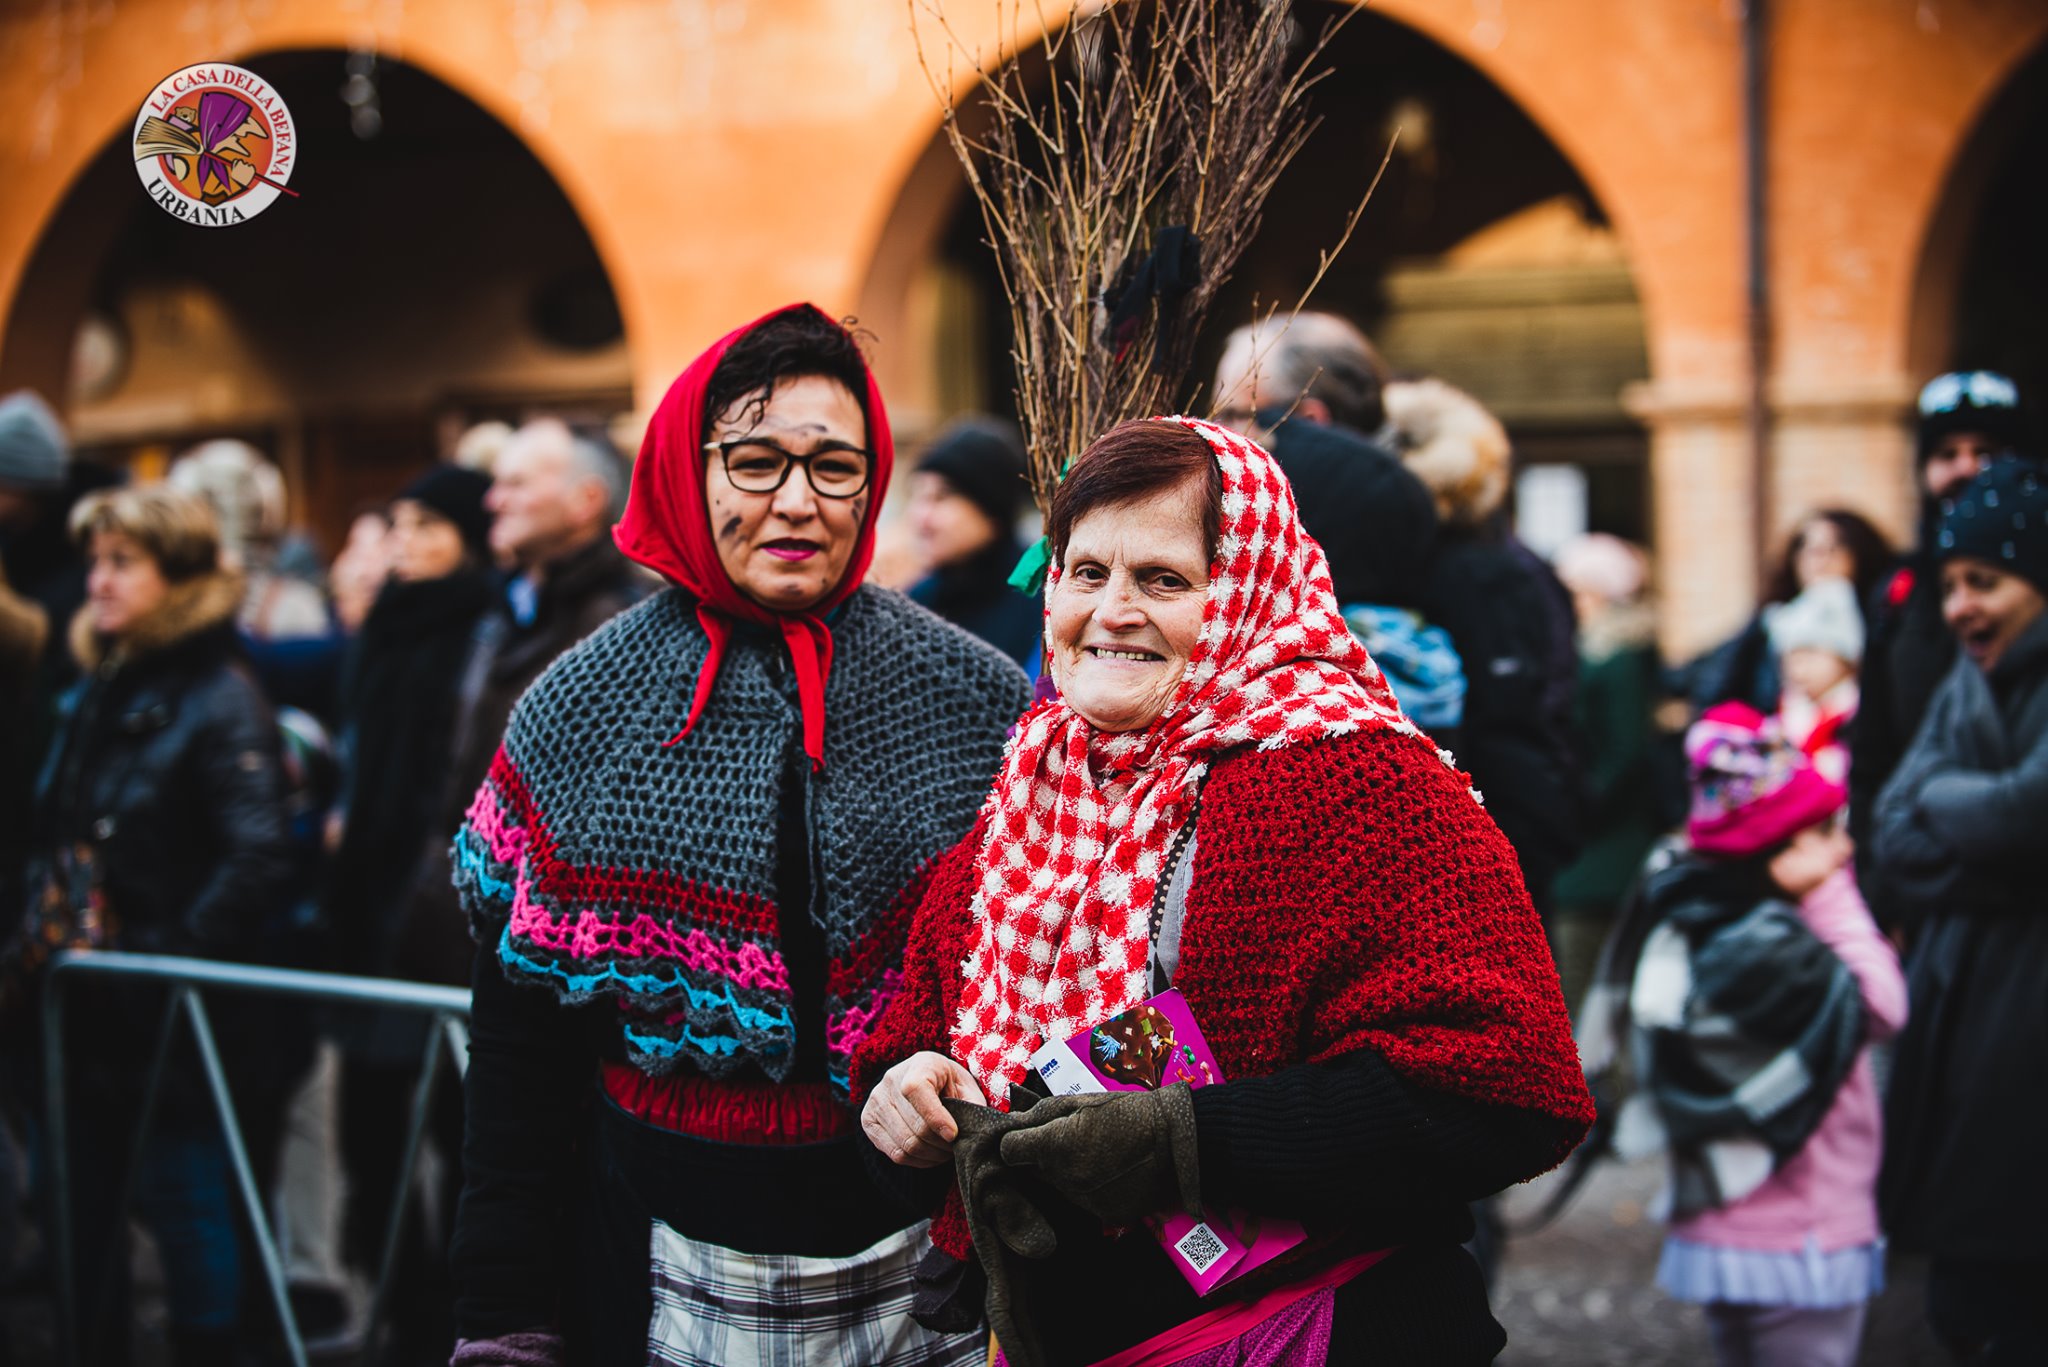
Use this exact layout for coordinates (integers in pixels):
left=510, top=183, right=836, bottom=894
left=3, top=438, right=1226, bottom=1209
left=453, top=584, right=1029, bottom=1094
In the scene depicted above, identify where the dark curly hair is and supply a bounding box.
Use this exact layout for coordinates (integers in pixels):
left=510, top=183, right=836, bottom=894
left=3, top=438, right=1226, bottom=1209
left=702, top=306, right=874, bottom=442
left=1764, top=508, right=1895, bottom=609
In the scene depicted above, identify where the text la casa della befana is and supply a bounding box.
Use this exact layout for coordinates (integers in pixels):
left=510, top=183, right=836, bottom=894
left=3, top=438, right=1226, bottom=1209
left=147, top=66, right=295, bottom=168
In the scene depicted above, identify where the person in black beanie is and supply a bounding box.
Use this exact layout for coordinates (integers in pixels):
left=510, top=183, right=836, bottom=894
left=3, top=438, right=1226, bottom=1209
left=907, top=417, right=1043, bottom=670
left=1872, top=456, right=2048, bottom=1363
left=391, top=463, right=495, bottom=566
left=1850, top=371, right=2029, bottom=928
left=327, top=462, right=495, bottom=1354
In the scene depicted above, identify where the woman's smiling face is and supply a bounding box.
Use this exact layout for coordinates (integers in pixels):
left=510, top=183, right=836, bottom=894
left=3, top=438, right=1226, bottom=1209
left=1047, top=478, right=1213, bottom=733
left=1942, top=554, right=2048, bottom=672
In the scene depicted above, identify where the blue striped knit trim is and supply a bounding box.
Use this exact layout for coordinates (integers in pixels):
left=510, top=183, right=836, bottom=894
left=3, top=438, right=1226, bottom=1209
left=496, top=934, right=796, bottom=1037
left=454, top=826, right=515, bottom=904
left=621, top=1021, right=782, bottom=1062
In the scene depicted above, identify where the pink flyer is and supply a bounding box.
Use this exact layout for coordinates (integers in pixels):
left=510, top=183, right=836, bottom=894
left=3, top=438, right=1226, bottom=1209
left=1027, top=989, right=1307, bottom=1295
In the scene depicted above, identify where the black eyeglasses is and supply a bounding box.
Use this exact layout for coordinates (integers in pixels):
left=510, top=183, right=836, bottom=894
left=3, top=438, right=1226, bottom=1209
left=704, top=439, right=873, bottom=499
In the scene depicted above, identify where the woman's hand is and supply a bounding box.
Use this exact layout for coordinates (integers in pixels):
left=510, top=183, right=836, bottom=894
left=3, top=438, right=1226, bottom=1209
left=862, top=1051, right=987, bottom=1168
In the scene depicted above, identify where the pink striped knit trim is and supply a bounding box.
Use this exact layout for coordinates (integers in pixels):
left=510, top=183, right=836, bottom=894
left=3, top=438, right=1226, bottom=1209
left=477, top=773, right=792, bottom=994
left=465, top=784, right=528, bottom=865
left=826, top=967, right=904, bottom=1060
left=505, top=873, right=791, bottom=993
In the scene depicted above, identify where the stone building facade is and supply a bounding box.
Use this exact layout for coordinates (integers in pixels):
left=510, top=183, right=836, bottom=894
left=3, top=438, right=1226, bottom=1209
left=1, top=0, right=2043, bottom=653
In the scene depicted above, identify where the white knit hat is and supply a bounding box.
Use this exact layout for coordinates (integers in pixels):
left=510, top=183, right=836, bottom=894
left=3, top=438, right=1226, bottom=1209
left=168, top=440, right=287, bottom=556
left=1766, top=576, right=1864, bottom=665
left=1554, top=532, right=1649, bottom=605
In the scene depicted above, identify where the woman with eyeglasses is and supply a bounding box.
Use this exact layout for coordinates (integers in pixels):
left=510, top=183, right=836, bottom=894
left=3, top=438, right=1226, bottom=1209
left=445, top=304, right=1030, bottom=1366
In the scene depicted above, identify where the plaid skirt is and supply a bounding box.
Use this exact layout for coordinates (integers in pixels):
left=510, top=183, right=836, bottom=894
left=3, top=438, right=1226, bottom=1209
left=570, top=1094, right=983, bottom=1366
left=650, top=1219, right=983, bottom=1367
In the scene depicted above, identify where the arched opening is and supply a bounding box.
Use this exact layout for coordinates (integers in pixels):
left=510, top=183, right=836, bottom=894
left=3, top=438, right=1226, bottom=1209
left=1, top=49, right=632, bottom=551
left=1909, top=35, right=2048, bottom=421
left=858, top=3, right=1652, bottom=545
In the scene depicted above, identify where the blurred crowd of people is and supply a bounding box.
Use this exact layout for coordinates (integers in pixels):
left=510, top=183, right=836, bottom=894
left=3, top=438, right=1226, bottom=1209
left=871, top=333, right=2048, bottom=1367
left=0, top=403, right=647, bottom=1361
left=0, top=304, right=2041, bottom=1367
left=1568, top=368, right=2047, bottom=1367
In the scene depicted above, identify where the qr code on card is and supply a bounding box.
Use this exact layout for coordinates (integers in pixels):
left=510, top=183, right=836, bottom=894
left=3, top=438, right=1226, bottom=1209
left=1173, top=1223, right=1229, bottom=1274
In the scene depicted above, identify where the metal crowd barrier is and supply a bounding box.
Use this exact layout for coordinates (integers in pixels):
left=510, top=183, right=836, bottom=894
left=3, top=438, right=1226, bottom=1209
left=41, top=950, right=472, bottom=1367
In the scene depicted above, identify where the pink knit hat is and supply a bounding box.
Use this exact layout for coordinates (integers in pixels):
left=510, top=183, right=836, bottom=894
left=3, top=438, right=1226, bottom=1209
left=1685, top=702, right=1845, bottom=857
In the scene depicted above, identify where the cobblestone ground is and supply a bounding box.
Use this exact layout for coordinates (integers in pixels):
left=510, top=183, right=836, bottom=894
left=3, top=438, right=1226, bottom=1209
left=1495, top=1151, right=1949, bottom=1367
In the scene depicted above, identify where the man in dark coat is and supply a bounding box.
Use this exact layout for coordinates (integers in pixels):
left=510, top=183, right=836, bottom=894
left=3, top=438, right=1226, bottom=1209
left=461, top=420, right=643, bottom=811
left=397, top=419, right=646, bottom=982
left=1213, top=320, right=1455, bottom=743
left=1214, top=320, right=1584, bottom=924
left=1850, top=371, right=2028, bottom=926
left=1210, top=313, right=1438, bottom=610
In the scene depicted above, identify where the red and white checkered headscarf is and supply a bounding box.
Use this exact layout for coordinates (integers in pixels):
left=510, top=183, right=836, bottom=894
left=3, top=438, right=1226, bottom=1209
left=950, top=416, right=1446, bottom=1101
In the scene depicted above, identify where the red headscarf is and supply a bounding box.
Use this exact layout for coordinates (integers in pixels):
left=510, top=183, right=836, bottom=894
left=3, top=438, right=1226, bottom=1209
left=612, top=302, right=893, bottom=769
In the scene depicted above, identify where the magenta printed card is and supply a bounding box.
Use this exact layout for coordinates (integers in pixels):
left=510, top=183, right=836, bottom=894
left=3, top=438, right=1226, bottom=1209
left=1027, top=989, right=1307, bottom=1295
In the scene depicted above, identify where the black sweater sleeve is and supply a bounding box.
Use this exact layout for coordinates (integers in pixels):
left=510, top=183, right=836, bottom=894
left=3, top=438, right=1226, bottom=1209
left=1192, top=1045, right=1581, bottom=1224
left=857, top=1124, right=958, bottom=1218
left=450, top=937, right=597, bottom=1337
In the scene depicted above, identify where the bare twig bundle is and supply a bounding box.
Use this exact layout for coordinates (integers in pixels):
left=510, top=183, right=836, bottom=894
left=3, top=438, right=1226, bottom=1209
left=910, top=0, right=1368, bottom=520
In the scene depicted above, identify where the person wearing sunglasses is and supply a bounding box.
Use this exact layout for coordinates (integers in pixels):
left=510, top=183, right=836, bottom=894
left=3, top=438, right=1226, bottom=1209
left=443, top=304, right=1028, bottom=1367
left=1849, top=371, right=2031, bottom=929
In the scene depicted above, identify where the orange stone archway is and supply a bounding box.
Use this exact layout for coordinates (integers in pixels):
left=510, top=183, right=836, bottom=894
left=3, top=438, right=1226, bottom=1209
left=855, top=1, right=1728, bottom=438
left=0, top=21, right=645, bottom=401
left=5, top=1, right=2047, bottom=652
left=854, top=0, right=2048, bottom=654
left=0, top=3, right=1099, bottom=413
left=1905, top=29, right=2048, bottom=388
left=847, top=0, right=1662, bottom=430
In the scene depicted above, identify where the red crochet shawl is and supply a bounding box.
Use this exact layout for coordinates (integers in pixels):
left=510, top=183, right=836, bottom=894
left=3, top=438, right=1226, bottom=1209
left=851, top=726, right=1597, bottom=1259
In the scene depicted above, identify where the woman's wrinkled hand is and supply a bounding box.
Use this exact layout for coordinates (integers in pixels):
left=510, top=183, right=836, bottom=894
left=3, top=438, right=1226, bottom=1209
left=862, top=1051, right=988, bottom=1168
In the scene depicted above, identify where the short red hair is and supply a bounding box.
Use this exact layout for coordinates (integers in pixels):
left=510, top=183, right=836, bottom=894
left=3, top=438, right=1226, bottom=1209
left=1048, top=420, right=1222, bottom=567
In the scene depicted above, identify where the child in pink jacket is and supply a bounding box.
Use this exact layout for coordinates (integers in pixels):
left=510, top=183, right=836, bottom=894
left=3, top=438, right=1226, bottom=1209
left=1603, top=704, right=1906, bottom=1367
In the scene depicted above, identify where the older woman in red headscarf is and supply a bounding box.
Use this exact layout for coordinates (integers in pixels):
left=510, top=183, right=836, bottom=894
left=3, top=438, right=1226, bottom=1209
left=445, top=305, right=1030, bottom=1366
left=855, top=418, right=1594, bottom=1367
